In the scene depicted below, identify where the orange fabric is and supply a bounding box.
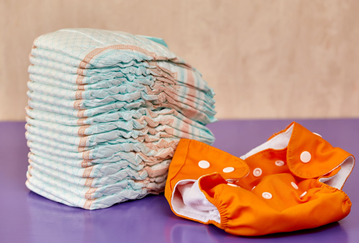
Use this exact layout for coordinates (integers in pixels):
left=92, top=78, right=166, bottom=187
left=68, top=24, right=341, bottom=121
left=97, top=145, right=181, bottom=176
left=164, top=139, right=249, bottom=199
left=165, top=122, right=354, bottom=236
left=286, top=122, right=351, bottom=180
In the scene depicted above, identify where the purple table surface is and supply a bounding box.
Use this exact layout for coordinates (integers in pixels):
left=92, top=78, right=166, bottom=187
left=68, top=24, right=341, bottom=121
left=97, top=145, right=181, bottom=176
left=1, top=119, right=358, bottom=243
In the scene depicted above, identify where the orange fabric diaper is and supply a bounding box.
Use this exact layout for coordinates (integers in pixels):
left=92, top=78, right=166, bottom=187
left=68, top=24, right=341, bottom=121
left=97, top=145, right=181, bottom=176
left=165, top=122, right=355, bottom=236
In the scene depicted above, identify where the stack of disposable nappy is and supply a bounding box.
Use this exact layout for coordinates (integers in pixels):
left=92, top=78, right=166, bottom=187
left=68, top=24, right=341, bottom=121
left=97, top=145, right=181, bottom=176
left=25, top=28, right=216, bottom=210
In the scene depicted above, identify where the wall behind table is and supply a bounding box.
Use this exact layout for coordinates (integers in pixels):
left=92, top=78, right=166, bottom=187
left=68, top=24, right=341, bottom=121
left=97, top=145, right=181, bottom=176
left=1, top=0, right=358, bottom=121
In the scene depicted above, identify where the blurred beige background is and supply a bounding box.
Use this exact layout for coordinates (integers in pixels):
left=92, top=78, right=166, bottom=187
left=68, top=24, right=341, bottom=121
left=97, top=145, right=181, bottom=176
left=0, top=0, right=358, bottom=121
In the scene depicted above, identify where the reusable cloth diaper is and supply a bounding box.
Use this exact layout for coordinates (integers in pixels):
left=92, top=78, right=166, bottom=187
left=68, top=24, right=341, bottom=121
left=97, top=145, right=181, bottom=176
left=25, top=28, right=217, bottom=209
left=165, top=122, right=355, bottom=236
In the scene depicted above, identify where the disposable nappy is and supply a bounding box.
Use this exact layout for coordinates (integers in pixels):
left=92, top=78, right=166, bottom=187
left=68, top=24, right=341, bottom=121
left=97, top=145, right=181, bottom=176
left=165, top=122, right=355, bottom=236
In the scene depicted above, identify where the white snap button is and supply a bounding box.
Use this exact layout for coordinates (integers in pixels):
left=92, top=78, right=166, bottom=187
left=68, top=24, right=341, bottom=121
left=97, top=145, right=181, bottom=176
left=313, top=132, right=322, bottom=137
left=198, top=160, right=210, bottom=169
left=275, top=160, right=285, bottom=166
left=253, top=168, right=262, bottom=177
left=300, top=191, right=307, bottom=198
left=223, top=167, right=235, bottom=173
left=291, top=182, right=298, bottom=190
left=300, top=151, right=311, bottom=163
left=262, top=192, right=272, bottom=199
left=227, top=183, right=239, bottom=187
left=252, top=186, right=256, bottom=190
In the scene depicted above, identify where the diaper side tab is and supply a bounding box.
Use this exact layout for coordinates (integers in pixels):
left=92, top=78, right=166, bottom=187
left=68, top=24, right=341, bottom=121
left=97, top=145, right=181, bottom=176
left=286, top=122, right=354, bottom=184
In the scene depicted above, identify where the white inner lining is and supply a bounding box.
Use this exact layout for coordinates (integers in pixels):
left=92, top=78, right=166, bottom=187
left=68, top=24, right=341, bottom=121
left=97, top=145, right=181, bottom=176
left=240, top=124, right=294, bottom=160
left=319, top=156, right=355, bottom=189
left=171, top=179, right=221, bottom=224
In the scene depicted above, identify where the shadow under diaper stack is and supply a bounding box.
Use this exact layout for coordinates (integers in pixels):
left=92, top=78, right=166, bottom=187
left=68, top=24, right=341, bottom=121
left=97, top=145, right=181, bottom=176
left=25, top=28, right=216, bottom=210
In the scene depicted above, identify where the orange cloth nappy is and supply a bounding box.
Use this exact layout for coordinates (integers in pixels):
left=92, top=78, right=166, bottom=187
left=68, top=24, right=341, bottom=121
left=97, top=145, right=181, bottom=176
left=165, top=122, right=355, bottom=236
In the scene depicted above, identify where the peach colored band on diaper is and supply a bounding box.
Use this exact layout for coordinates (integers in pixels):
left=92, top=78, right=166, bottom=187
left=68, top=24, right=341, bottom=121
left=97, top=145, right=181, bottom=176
left=81, top=160, right=93, bottom=168
left=83, top=198, right=96, bottom=209
left=85, top=187, right=97, bottom=199
left=74, top=100, right=82, bottom=109
left=84, top=178, right=94, bottom=187
left=78, top=125, right=90, bottom=136
left=75, top=91, right=83, bottom=99
left=77, top=110, right=86, bottom=117
left=77, top=118, right=87, bottom=125
left=78, top=84, right=85, bottom=90
left=79, top=137, right=88, bottom=147
left=82, top=166, right=93, bottom=178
